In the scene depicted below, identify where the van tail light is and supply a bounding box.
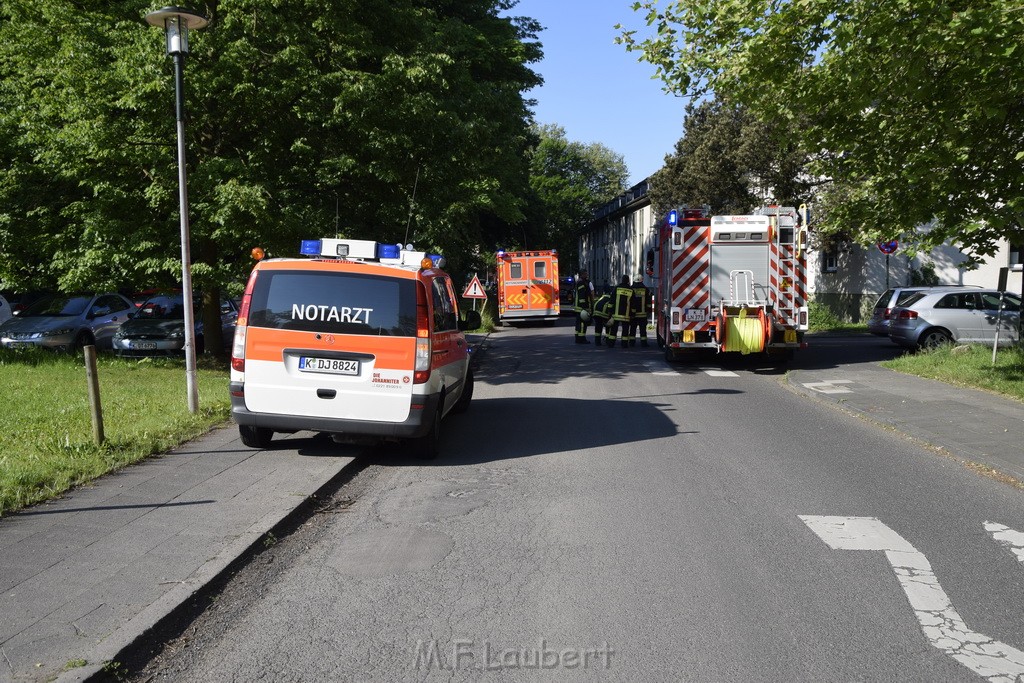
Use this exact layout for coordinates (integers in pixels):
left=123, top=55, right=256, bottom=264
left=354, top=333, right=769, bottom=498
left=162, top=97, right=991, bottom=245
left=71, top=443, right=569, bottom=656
left=896, top=310, right=918, bottom=320
left=231, top=271, right=257, bottom=373
left=414, top=282, right=431, bottom=384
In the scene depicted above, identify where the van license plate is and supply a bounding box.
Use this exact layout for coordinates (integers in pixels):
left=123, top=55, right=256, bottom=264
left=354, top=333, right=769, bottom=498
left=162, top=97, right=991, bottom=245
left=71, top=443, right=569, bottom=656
left=299, top=357, right=360, bottom=375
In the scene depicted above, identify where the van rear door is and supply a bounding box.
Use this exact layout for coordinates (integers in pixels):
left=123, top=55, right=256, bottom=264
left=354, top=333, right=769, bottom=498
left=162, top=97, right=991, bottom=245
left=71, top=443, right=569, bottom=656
left=242, top=268, right=417, bottom=422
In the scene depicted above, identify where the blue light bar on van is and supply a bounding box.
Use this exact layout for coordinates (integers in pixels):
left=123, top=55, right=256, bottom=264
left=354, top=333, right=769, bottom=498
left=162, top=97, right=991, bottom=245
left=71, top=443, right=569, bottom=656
left=377, top=243, right=401, bottom=259
left=429, top=254, right=445, bottom=268
left=300, top=239, right=322, bottom=256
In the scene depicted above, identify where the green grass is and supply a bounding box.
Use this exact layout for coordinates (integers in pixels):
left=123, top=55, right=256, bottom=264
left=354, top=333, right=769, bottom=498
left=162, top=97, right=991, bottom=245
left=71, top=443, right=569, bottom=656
left=882, top=343, right=1024, bottom=402
left=0, top=349, right=230, bottom=517
left=808, top=300, right=868, bottom=333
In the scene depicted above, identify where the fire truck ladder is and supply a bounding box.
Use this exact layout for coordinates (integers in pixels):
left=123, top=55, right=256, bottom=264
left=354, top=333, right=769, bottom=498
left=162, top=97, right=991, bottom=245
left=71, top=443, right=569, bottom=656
left=770, top=210, right=798, bottom=327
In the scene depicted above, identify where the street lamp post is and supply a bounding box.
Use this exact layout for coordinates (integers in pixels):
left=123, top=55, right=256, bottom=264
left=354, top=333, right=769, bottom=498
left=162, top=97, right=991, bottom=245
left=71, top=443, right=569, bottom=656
left=145, top=6, right=208, bottom=414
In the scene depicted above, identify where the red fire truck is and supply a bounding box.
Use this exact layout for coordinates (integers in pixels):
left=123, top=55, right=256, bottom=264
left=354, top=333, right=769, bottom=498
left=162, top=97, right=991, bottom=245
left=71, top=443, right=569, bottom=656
left=495, top=249, right=560, bottom=325
left=654, top=206, right=809, bottom=362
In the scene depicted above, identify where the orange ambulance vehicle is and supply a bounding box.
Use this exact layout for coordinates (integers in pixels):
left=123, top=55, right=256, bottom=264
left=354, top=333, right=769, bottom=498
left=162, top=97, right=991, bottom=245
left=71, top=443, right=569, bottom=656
left=229, top=239, right=480, bottom=458
left=495, top=249, right=560, bottom=324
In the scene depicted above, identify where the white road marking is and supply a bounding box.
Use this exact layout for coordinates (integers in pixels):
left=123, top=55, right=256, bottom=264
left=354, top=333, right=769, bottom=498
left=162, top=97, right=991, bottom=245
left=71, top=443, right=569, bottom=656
left=802, top=380, right=853, bottom=394
left=985, top=522, right=1024, bottom=564
left=800, top=515, right=1024, bottom=682
left=643, top=363, right=739, bottom=377
left=703, top=369, right=739, bottom=377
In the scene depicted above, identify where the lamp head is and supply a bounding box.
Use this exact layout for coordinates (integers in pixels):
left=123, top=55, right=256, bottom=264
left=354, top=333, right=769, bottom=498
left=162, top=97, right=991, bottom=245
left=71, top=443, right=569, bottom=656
left=146, top=6, right=208, bottom=55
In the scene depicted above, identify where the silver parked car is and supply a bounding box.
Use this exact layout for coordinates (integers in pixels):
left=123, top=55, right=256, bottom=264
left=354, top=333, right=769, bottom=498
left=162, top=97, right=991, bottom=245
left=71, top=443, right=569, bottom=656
left=888, top=289, right=1021, bottom=349
left=866, top=286, right=974, bottom=336
left=0, top=292, right=134, bottom=351
left=0, top=294, right=12, bottom=325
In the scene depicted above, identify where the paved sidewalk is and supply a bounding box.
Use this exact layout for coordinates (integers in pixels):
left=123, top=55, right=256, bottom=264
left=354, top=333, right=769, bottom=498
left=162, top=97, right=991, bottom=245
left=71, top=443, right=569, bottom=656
left=787, top=363, right=1024, bottom=482
left=0, top=427, right=355, bottom=683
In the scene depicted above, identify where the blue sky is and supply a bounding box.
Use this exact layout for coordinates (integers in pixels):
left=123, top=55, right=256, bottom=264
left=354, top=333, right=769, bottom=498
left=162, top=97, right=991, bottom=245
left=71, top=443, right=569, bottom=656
left=504, top=0, right=688, bottom=186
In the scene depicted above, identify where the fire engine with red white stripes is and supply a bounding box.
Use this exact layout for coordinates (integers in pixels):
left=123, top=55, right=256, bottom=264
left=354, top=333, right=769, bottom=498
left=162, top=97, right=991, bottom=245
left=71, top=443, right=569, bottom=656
left=654, top=205, right=810, bottom=362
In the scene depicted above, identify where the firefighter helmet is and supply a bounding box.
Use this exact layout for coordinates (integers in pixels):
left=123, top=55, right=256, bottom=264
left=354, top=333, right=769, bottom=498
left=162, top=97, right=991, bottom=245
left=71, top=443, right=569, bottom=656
left=580, top=309, right=591, bottom=322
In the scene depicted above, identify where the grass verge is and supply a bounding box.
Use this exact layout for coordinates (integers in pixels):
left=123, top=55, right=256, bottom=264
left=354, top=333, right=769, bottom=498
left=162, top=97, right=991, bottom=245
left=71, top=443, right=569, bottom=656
left=0, top=349, right=230, bottom=517
left=881, top=343, right=1024, bottom=402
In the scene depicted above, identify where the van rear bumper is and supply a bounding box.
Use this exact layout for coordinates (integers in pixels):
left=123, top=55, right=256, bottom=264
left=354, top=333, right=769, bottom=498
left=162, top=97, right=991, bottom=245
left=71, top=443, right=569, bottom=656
left=229, top=382, right=440, bottom=439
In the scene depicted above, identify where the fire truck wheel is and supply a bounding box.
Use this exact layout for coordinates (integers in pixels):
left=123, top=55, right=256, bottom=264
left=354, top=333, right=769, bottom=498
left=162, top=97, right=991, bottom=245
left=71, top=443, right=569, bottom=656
left=453, top=368, right=474, bottom=414
left=413, top=407, right=441, bottom=460
left=664, top=344, right=677, bottom=363
left=656, top=330, right=665, bottom=349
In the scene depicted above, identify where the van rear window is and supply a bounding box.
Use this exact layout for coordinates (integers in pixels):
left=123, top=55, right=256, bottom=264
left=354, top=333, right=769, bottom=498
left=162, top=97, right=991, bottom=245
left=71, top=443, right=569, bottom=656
left=248, top=270, right=417, bottom=336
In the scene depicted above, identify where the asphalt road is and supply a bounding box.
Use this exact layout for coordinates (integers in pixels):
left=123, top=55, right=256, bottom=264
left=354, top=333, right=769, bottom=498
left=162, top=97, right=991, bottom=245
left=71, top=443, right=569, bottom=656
left=131, top=321, right=1024, bottom=682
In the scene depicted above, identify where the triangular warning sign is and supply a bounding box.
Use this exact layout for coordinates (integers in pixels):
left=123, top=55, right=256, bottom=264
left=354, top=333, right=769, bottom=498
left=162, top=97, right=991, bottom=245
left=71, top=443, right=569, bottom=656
left=463, top=275, right=487, bottom=299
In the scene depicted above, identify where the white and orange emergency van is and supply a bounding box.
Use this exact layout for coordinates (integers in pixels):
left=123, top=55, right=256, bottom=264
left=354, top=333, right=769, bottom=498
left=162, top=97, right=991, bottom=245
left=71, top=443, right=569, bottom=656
left=495, top=249, right=560, bottom=324
left=229, top=239, right=480, bottom=458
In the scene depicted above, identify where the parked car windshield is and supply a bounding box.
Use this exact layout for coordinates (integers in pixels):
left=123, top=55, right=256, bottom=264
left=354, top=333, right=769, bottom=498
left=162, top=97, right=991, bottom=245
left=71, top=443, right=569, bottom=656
left=899, top=292, right=929, bottom=308
left=136, top=295, right=187, bottom=320
left=872, top=289, right=895, bottom=309
left=19, top=294, right=91, bottom=317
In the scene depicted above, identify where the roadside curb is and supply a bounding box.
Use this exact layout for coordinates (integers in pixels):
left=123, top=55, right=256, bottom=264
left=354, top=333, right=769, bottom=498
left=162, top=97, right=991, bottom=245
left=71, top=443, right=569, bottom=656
left=61, top=455, right=362, bottom=683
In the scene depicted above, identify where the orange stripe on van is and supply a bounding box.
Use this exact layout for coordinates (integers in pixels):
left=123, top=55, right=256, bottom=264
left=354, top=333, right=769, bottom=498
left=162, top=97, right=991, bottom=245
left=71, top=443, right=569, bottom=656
left=245, top=327, right=415, bottom=369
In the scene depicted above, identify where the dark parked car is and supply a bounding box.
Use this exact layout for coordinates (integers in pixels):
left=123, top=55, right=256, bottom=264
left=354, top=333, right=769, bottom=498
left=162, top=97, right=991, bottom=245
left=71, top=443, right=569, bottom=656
left=112, top=293, right=239, bottom=357
left=0, top=293, right=134, bottom=351
left=889, top=289, right=1021, bottom=349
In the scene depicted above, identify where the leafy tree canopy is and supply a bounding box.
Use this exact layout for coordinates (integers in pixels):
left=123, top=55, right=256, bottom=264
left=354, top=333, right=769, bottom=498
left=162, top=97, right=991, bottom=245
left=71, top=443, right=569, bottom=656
left=619, top=0, right=1024, bottom=262
left=649, top=97, right=810, bottom=217
left=0, top=0, right=543, bottom=297
left=526, top=123, right=628, bottom=268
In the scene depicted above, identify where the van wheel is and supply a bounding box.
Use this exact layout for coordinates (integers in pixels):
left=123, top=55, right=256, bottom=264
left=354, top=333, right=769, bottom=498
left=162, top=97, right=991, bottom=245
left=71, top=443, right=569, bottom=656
left=452, top=368, right=474, bottom=414
left=239, top=425, right=273, bottom=448
left=413, top=408, right=441, bottom=460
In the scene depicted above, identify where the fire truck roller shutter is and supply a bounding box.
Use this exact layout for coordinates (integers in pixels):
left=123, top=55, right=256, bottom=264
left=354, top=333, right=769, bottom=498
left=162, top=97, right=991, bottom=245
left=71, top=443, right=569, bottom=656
left=710, top=244, right=770, bottom=304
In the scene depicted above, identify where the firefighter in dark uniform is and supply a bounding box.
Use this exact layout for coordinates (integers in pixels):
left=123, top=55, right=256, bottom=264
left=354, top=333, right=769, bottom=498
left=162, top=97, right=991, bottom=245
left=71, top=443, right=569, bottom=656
left=573, top=270, right=595, bottom=344
left=628, top=273, right=651, bottom=347
left=605, top=275, right=633, bottom=347
left=591, top=289, right=613, bottom=348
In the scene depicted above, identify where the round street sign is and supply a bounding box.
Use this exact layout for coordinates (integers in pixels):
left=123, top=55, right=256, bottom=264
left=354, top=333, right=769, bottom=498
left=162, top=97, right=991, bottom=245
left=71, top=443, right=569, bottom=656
left=878, top=240, right=899, bottom=254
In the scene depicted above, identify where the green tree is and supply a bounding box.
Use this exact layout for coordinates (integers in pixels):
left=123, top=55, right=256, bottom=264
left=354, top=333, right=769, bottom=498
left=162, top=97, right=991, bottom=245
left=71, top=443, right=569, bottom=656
left=649, top=97, right=810, bottom=216
left=619, top=0, right=1024, bottom=262
left=0, top=0, right=542, bottom=351
left=526, top=123, right=629, bottom=269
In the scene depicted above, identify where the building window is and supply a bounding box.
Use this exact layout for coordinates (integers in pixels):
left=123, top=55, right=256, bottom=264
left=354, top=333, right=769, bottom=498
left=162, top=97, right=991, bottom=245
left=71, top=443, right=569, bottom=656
left=1011, top=242, right=1022, bottom=265
left=823, top=250, right=838, bottom=273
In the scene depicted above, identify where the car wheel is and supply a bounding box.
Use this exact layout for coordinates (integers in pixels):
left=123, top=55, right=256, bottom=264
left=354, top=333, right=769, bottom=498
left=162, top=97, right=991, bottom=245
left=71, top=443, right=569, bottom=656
left=73, top=331, right=94, bottom=352
left=453, top=367, right=474, bottom=414
left=239, top=425, right=273, bottom=448
left=918, top=328, right=952, bottom=349
left=413, top=405, right=441, bottom=460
